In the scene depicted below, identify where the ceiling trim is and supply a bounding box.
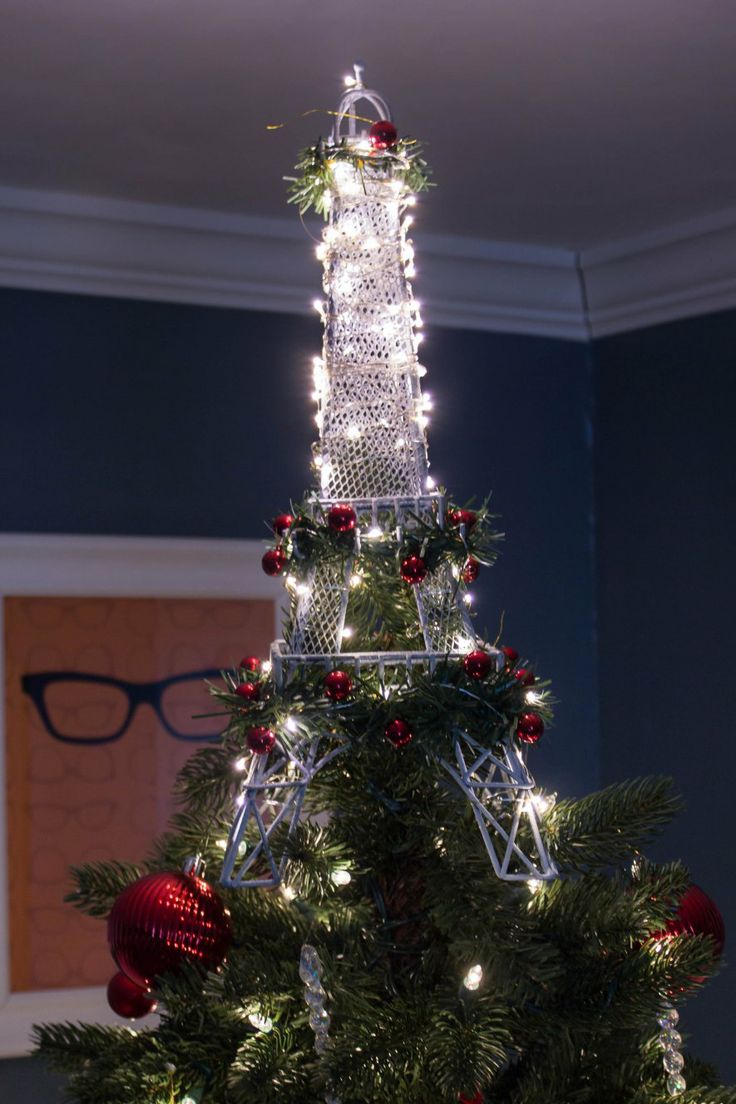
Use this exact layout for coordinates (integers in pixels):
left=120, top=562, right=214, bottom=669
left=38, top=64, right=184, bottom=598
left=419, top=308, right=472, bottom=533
left=0, top=185, right=734, bottom=342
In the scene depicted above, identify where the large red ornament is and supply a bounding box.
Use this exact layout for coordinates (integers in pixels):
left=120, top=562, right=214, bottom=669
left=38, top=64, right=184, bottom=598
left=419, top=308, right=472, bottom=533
left=462, top=557, right=480, bottom=584
left=235, top=681, right=260, bottom=702
left=463, top=649, right=493, bottom=680
left=369, top=119, right=398, bottom=150
left=327, top=503, right=357, bottom=533
left=107, top=970, right=157, bottom=1019
left=500, top=645, right=519, bottom=667
left=324, top=670, right=353, bottom=701
left=400, top=554, right=427, bottom=585
left=448, top=508, right=477, bottom=530
left=272, top=513, right=294, bottom=537
left=517, top=711, right=544, bottom=744
left=246, top=725, right=276, bottom=755
left=665, top=884, right=725, bottom=958
left=514, top=668, right=536, bottom=686
left=108, top=871, right=232, bottom=990
left=385, top=718, right=414, bottom=747
left=239, top=655, right=261, bottom=672
left=262, top=548, right=287, bottom=576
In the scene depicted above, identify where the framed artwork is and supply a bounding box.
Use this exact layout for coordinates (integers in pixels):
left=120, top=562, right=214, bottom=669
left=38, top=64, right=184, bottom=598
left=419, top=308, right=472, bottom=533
left=0, top=533, right=280, bottom=1055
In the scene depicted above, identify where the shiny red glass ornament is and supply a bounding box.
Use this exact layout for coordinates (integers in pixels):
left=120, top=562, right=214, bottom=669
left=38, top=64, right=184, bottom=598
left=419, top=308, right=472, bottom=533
left=272, top=513, right=294, bottom=536
left=327, top=503, right=357, bottom=533
left=324, top=669, right=353, bottom=701
left=400, top=554, right=427, bottom=585
left=514, top=668, right=536, bottom=686
left=458, top=1093, right=484, bottom=1104
left=107, top=970, right=157, bottom=1019
left=235, top=681, right=260, bottom=702
left=500, top=645, right=519, bottom=667
left=517, top=711, right=544, bottom=744
left=461, top=557, right=480, bottom=584
left=463, top=649, right=493, bottom=680
left=239, top=655, right=261, bottom=672
left=666, top=884, right=725, bottom=957
left=369, top=119, right=398, bottom=150
left=385, top=718, right=414, bottom=747
left=108, top=871, right=232, bottom=990
left=262, top=548, right=287, bottom=576
left=246, top=725, right=276, bottom=755
left=448, top=508, right=477, bottom=530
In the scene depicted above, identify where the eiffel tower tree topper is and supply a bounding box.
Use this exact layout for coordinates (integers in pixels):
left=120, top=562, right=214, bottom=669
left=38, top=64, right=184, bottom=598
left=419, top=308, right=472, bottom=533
left=219, top=65, right=557, bottom=890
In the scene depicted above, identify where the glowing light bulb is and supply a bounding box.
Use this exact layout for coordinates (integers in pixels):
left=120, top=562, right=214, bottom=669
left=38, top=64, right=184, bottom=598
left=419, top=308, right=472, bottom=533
left=281, top=884, right=296, bottom=902
left=367, top=526, right=383, bottom=540
left=261, top=660, right=272, bottom=675
left=233, top=757, right=247, bottom=773
left=350, top=574, right=363, bottom=588
left=216, top=838, right=228, bottom=850
left=315, top=243, right=327, bottom=261
left=525, top=689, right=542, bottom=706
left=426, top=476, right=436, bottom=490
left=248, top=1012, right=273, bottom=1033
left=331, top=868, right=352, bottom=886
left=463, top=964, right=483, bottom=991
left=417, top=365, right=427, bottom=377
left=463, top=593, right=473, bottom=606
left=527, top=878, right=543, bottom=894
left=285, top=716, right=299, bottom=734
left=406, top=195, right=417, bottom=206
left=346, top=425, right=361, bottom=440
left=341, top=626, right=354, bottom=640
left=396, top=437, right=406, bottom=448
left=296, top=583, right=311, bottom=597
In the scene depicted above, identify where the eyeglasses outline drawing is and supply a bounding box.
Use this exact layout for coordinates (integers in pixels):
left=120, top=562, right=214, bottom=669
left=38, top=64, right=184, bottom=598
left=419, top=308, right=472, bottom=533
left=21, top=669, right=226, bottom=745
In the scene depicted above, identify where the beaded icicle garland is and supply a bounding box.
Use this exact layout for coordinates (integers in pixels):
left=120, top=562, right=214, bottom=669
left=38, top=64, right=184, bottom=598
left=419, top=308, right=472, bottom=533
left=657, top=1003, right=686, bottom=1096
left=299, top=943, right=340, bottom=1104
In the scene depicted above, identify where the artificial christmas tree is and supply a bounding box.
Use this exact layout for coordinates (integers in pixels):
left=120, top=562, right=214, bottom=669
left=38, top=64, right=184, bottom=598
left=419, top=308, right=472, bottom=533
left=35, top=66, right=732, bottom=1104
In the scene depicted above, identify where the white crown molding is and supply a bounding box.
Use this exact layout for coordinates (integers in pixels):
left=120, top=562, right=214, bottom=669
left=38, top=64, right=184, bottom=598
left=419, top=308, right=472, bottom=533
left=0, top=184, right=735, bottom=340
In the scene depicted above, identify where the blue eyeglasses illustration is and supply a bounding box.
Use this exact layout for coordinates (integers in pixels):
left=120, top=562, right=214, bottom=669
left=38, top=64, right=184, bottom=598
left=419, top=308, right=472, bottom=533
left=21, top=669, right=226, bottom=745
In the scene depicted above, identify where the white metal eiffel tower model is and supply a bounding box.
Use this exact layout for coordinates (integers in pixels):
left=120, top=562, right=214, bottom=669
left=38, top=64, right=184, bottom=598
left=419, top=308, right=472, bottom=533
left=221, top=66, right=557, bottom=889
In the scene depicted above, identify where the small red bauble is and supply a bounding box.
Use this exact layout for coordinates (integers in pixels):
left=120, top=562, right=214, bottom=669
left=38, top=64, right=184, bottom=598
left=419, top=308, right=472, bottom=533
left=500, top=645, right=519, bottom=667
left=235, top=681, right=260, bottom=702
left=107, top=970, right=157, bottom=1019
left=463, top=649, right=493, bottom=680
left=262, top=548, right=287, bottom=576
left=272, top=513, right=294, bottom=537
left=461, top=557, right=480, bottom=584
left=517, top=712, right=544, bottom=744
left=239, top=655, right=261, bottom=672
left=459, top=1094, right=484, bottom=1104
left=400, top=554, right=428, bottom=585
left=514, top=668, right=536, bottom=686
left=369, top=119, right=398, bottom=150
left=327, top=503, right=357, bottom=533
left=108, top=871, right=232, bottom=990
left=385, top=718, right=413, bottom=747
left=324, top=669, right=353, bottom=701
left=448, top=508, right=477, bottom=530
left=666, top=884, right=725, bottom=958
left=246, top=725, right=276, bottom=755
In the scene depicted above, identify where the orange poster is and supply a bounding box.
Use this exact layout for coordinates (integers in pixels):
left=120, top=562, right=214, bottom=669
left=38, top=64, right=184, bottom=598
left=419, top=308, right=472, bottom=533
left=4, top=595, right=274, bottom=993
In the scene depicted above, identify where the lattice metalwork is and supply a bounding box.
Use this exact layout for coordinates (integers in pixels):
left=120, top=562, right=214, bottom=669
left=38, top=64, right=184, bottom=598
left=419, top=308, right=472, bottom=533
left=289, top=559, right=353, bottom=656
left=415, top=566, right=474, bottom=652
left=441, top=730, right=558, bottom=882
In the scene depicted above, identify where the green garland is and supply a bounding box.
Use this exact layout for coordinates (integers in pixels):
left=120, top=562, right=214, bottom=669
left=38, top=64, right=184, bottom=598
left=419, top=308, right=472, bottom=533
left=288, top=137, right=433, bottom=218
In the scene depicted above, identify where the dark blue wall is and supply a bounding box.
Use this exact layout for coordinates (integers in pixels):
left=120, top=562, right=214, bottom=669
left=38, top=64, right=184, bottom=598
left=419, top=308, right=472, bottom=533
left=594, top=309, right=736, bottom=1081
left=2, top=287, right=733, bottom=1092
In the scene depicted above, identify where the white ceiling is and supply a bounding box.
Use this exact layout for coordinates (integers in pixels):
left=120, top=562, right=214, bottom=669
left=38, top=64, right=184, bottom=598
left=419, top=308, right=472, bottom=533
left=0, top=0, right=735, bottom=249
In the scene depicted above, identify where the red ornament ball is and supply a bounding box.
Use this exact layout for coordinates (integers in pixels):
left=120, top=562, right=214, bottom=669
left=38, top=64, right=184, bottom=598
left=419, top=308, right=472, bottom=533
left=461, top=557, right=480, bottom=584
left=666, top=884, right=725, bottom=958
left=324, top=669, right=353, bottom=701
left=108, top=871, right=232, bottom=990
left=327, top=503, right=357, bottom=533
left=272, top=513, right=294, bottom=537
left=400, top=554, right=428, bottom=585
left=369, top=119, right=398, bottom=150
left=501, top=645, right=519, bottom=667
left=514, top=668, right=536, bottom=686
left=239, top=655, right=261, bottom=672
left=458, top=1094, right=484, bottom=1104
left=262, top=548, right=287, bottom=576
left=517, top=711, right=544, bottom=744
left=107, top=970, right=157, bottom=1019
left=448, top=508, right=477, bottom=530
left=235, top=681, right=260, bottom=702
left=463, top=649, right=493, bottom=680
left=246, top=725, right=276, bottom=755
left=385, top=718, right=414, bottom=747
